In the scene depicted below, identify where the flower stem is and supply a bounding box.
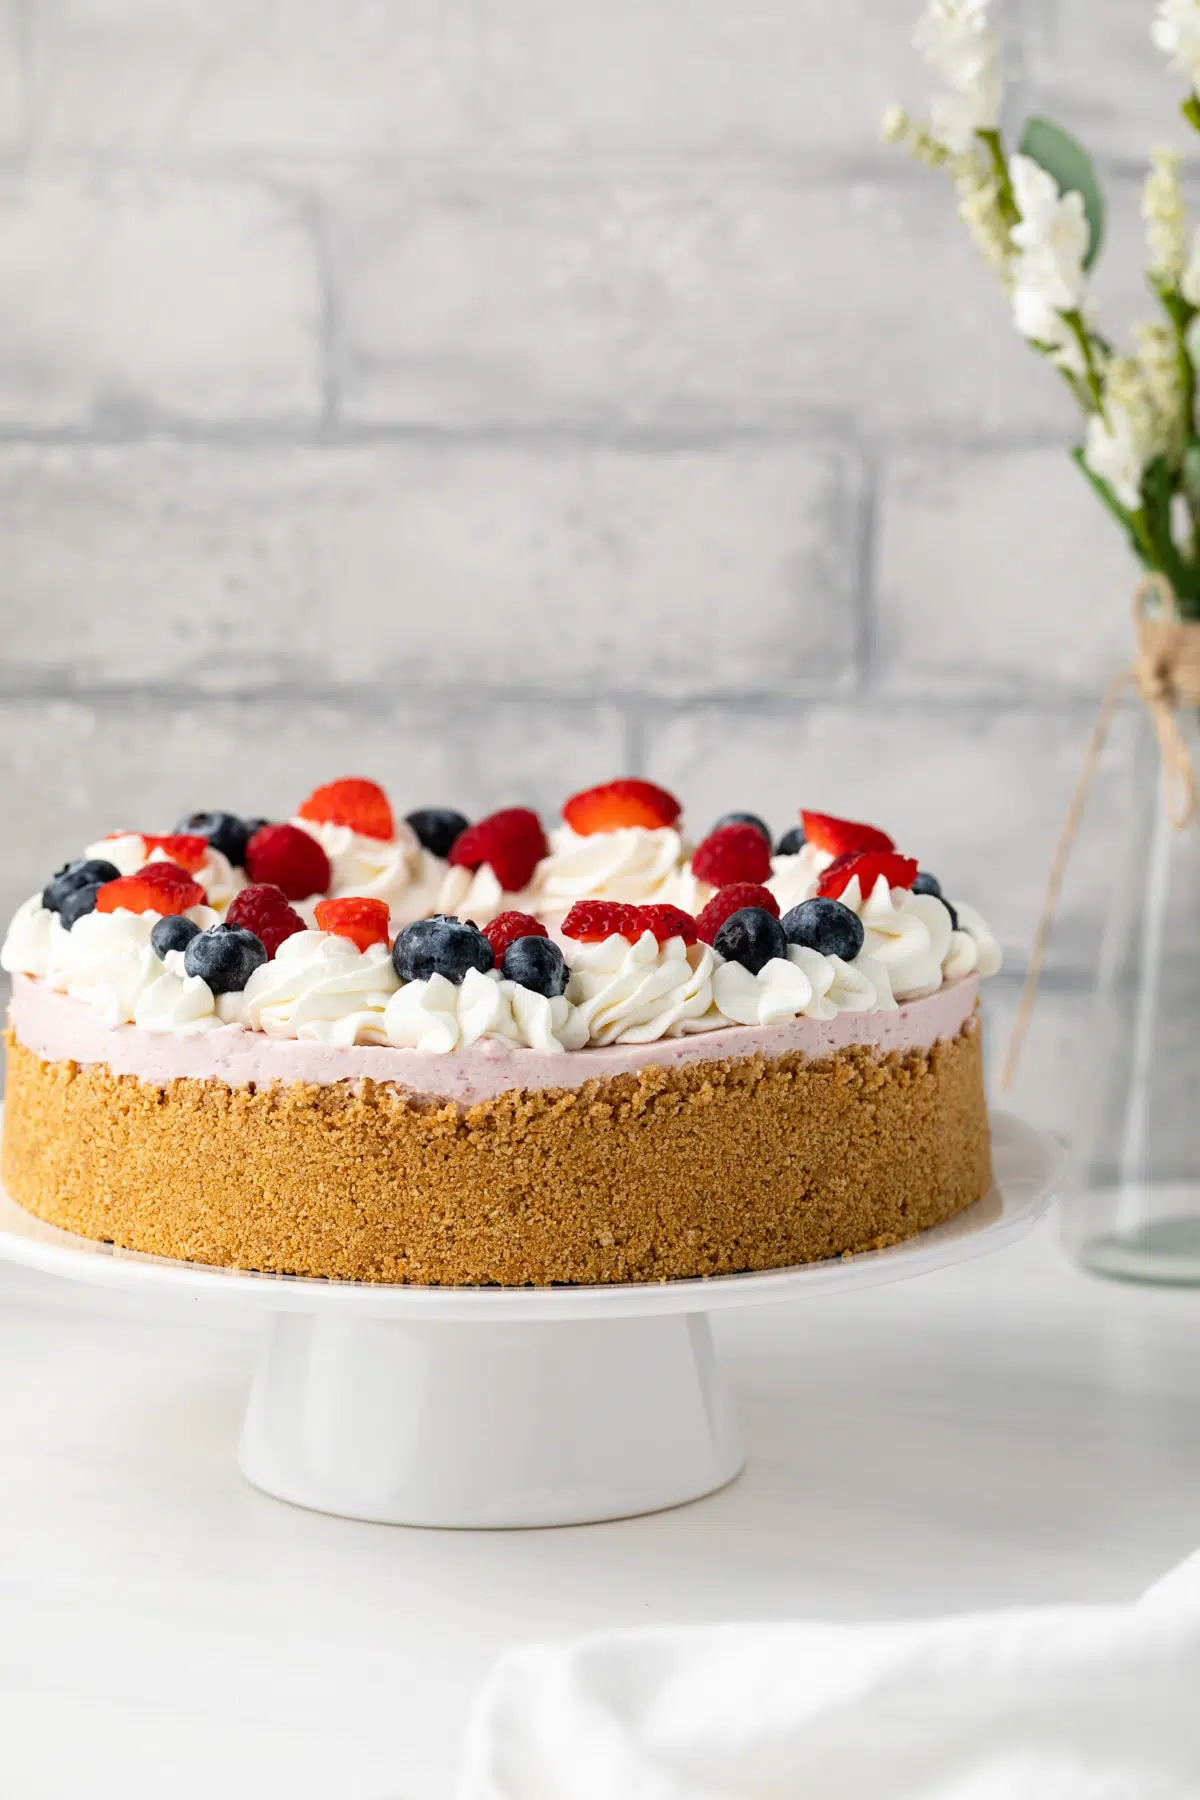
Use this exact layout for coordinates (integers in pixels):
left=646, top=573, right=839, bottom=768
left=977, top=128, right=1019, bottom=228
left=1061, top=310, right=1104, bottom=410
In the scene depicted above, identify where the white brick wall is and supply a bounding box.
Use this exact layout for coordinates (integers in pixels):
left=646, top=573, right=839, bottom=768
left=0, top=0, right=1170, bottom=1117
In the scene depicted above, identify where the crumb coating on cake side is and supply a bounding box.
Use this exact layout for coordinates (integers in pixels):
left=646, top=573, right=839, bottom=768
left=2, top=1016, right=991, bottom=1286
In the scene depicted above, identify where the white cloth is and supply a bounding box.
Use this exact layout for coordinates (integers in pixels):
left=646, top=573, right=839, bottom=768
left=457, top=1553, right=1200, bottom=1799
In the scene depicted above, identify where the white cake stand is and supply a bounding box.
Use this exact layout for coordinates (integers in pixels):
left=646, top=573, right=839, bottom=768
left=0, top=1111, right=1063, bottom=1529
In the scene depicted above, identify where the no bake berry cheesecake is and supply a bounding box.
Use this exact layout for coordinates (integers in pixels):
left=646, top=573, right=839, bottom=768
left=2, top=778, right=1000, bottom=1285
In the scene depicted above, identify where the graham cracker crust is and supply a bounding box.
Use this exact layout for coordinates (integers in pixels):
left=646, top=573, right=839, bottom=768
left=2, top=1017, right=991, bottom=1285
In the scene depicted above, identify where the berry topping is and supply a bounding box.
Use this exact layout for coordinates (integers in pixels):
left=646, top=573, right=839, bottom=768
left=226, top=883, right=307, bottom=958
left=775, top=825, right=807, bottom=857
left=691, top=822, right=772, bottom=888
left=781, top=897, right=865, bottom=962
left=137, top=833, right=210, bottom=873
left=96, top=864, right=205, bottom=917
left=632, top=903, right=698, bottom=945
left=405, top=807, right=470, bottom=860
left=817, top=851, right=918, bottom=902
left=151, top=914, right=201, bottom=959
left=713, top=907, right=788, bottom=975
left=713, top=811, right=771, bottom=843
left=502, top=935, right=569, bottom=998
left=562, top=779, right=681, bottom=836
left=561, top=900, right=641, bottom=942
left=313, top=896, right=391, bottom=952
left=175, top=811, right=256, bottom=868
left=42, top=858, right=122, bottom=915
left=448, top=808, right=548, bottom=893
left=393, top=915, right=494, bottom=986
left=483, top=910, right=549, bottom=963
left=245, top=822, right=331, bottom=900
left=183, top=923, right=267, bottom=994
left=695, top=882, right=780, bottom=946
left=800, top=811, right=894, bottom=858
left=58, top=883, right=105, bottom=930
left=913, top=871, right=958, bottom=929
left=297, top=777, right=394, bottom=842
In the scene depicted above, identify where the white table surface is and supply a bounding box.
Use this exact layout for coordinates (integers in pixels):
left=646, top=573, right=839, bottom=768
left=1, top=1216, right=1198, bottom=1800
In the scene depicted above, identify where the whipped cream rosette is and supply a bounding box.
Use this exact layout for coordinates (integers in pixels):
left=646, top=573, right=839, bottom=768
left=238, top=930, right=400, bottom=1046
left=384, top=966, right=584, bottom=1055
left=565, top=931, right=724, bottom=1046
left=290, top=814, right=426, bottom=926
left=2, top=900, right=219, bottom=1028
left=530, top=824, right=688, bottom=928
left=713, top=944, right=896, bottom=1027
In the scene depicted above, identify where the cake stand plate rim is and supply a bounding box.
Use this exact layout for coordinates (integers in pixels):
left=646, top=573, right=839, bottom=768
left=0, top=1109, right=1065, bottom=1320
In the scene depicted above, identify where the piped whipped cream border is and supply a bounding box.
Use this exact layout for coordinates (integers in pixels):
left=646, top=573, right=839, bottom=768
left=8, top=970, right=980, bottom=1106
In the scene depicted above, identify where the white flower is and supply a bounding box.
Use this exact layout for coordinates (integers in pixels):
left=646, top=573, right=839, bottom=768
left=1007, top=153, right=1090, bottom=349
left=1181, top=228, right=1200, bottom=305
left=1144, top=147, right=1187, bottom=287
left=953, top=147, right=1012, bottom=278
left=913, top=0, right=1003, bottom=152
left=1153, top=0, right=1200, bottom=93
left=1083, top=354, right=1169, bottom=511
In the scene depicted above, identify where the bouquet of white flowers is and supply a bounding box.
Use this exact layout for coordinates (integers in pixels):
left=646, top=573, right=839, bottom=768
left=886, top=0, right=1200, bottom=618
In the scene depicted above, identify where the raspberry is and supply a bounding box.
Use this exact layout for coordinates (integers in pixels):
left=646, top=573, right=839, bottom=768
left=313, top=896, right=391, bottom=952
left=448, top=808, right=548, bottom=893
left=561, top=900, right=641, bottom=942
left=137, top=833, right=210, bottom=873
left=817, top=851, right=918, bottom=902
left=96, top=864, right=204, bottom=917
left=483, top=911, right=549, bottom=962
left=630, top=903, right=698, bottom=945
left=800, top=811, right=894, bottom=858
left=691, top=823, right=772, bottom=888
left=297, top=777, right=394, bottom=843
left=695, top=883, right=779, bottom=946
left=226, top=883, right=307, bottom=958
left=245, top=823, right=331, bottom=900
left=562, top=779, right=681, bottom=836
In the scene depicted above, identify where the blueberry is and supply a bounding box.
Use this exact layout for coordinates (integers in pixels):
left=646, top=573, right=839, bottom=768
left=405, top=808, right=470, bottom=860
left=913, top=870, right=958, bottom=930
left=781, top=897, right=865, bottom=962
left=151, top=914, right=201, bottom=960
left=183, top=923, right=267, bottom=994
left=58, top=884, right=104, bottom=930
left=502, top=935, right=568, bottom=998
left=775, top=826, right=807, bottom=857
left=393, top=915, right=494, bottom=985
left=713, top=907, right=788, bottom=975
left=176, top=810, right=255, bottom=868
left=713, top=811, right=771, bottom=843
left=42, top=857, right=121, bottom=914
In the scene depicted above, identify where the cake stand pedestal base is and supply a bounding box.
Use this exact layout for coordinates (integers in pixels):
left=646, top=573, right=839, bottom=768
left=0, top=1113, right=1064, bottom=1529
left=240, top=1311, right=742, bottom=1528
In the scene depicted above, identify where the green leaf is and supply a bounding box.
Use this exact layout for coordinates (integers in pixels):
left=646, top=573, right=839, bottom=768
left=1183, top=94, right=1200, bottom=134
left=1183, top=440, right=1200, bottom=517
left=1018, top=115, right=1105, bottom=271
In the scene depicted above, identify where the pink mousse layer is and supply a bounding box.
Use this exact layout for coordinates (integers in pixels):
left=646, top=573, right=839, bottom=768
left=8, top=972, right=979, bottom=1106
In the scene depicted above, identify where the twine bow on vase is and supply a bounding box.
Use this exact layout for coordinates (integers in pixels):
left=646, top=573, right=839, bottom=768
left=1001, top=574, right=1200, bottom=1090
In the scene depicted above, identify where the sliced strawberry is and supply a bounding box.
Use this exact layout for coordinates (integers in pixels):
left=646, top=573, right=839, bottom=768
left=245, top=823, right=332, bottom=900
left=695, top=882, right=780, bottom=946
left=630, top=903, right=698, bottom=945
left=801, top=811, right=895, bottom=857
left=96, top=865, right=204, bottom=916
left=448, top=808, right=548, bottom=893
left=226, top=884, right=307, bottom=958
left=561, top=900, right=642, bottom=943
left=817, top=851, right=918, bottom=902
left=562, top=779, right=681, bottom=835
left=314, top=896, right=391, bottom=952
left=138, top=832, right=210, bottom=873
left=691, top=823, right=772, bottom=888
left=297, top=777, right=394, bottom=842
left=483, top=911, right=549, bottom=962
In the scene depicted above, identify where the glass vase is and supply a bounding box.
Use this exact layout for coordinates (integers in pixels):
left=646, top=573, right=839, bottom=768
left=1061, top=705, right=1200, bottom=1283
